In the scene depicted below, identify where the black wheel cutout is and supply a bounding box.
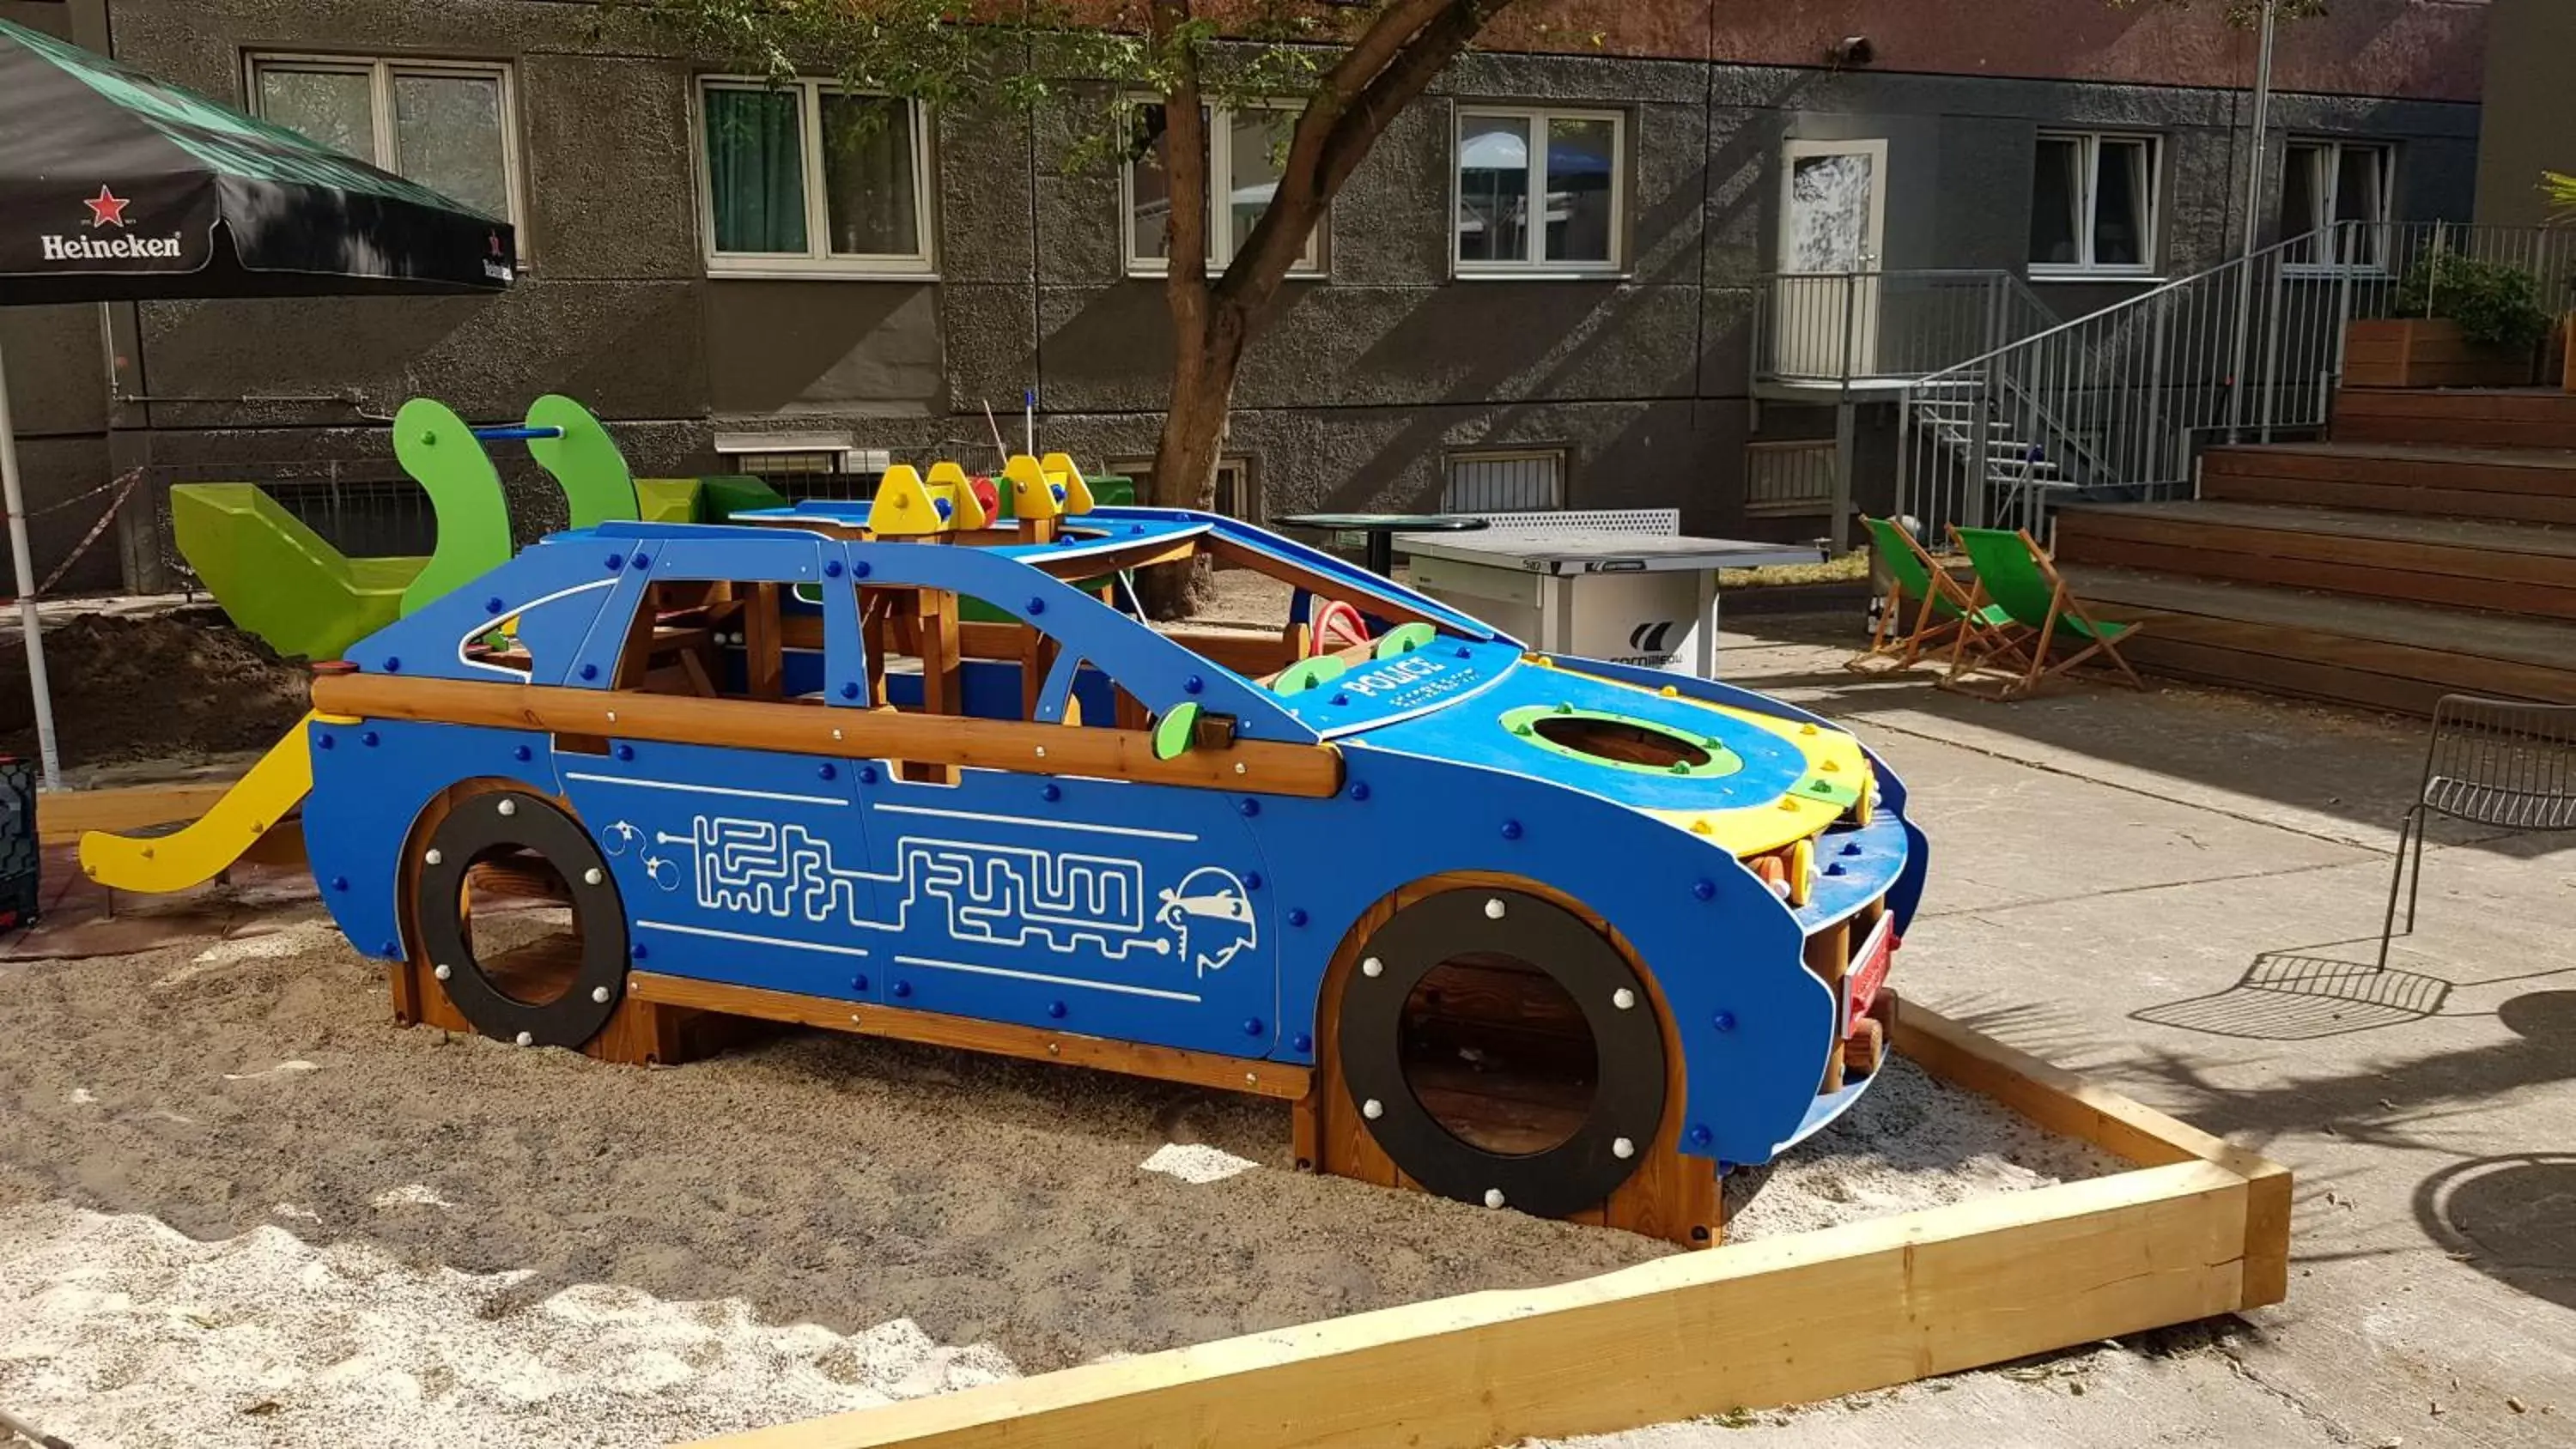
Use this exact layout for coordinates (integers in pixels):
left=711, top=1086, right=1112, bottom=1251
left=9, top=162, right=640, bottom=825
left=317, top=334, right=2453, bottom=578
left=1339, top=888, right=1667, bottom=1217
left=414, top=789, right=629, bottom=1049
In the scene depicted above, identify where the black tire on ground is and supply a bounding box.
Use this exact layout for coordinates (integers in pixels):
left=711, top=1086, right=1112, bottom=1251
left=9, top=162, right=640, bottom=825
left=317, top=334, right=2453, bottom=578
left=411, top=788, right=629, bottom=1050
left=1334, top=887, right=1668, bottom=1217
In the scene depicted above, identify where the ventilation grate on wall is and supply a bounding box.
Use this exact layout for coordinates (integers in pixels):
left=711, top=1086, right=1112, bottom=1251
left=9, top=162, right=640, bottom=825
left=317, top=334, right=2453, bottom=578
left=1744, top=440, right=1838, bottom=518
left=1444, top=450, right=1564, bottom=512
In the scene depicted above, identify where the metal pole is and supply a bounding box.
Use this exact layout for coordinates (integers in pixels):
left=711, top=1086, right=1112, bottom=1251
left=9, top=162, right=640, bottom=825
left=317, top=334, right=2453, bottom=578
left=1832, top=271, right=1860, bottom=552
left=2224, top=0, right=2278, bottom=442
left=0, top=340, right=63, bottom=792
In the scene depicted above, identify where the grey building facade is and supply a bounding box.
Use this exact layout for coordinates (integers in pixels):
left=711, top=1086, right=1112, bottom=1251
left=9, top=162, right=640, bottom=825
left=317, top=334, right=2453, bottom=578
left=0, top=0, right=2486, bottom=592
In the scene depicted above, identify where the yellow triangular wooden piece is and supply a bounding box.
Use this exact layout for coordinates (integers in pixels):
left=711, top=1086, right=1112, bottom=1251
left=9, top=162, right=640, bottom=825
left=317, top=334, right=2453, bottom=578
left=926, top=460, right=988, bottom=530
left=1038, top=452, right=1095, bottom=515
left=1001, top=454, right=1062, bottom=522
left=867, top=464, right=941, bottom=537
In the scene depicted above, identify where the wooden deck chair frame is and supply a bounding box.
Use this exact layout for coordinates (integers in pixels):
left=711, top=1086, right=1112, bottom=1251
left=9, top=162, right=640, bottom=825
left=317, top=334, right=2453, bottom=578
left=1848, top=516, right=2030, bottom=676
left=1940, top=526, right=2146, bottom=700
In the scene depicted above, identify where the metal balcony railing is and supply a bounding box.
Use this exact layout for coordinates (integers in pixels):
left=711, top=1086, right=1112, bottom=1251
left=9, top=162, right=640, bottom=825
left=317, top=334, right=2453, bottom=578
left=1893, top=221, right=2576, bottom=543
left=1753, top=269, right=2062, bottom=388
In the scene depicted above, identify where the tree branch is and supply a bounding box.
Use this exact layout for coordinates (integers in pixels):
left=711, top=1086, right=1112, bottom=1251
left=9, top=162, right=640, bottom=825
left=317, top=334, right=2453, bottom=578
left=1218, top=0, right=1497, bottom=317
left=1151, top=0, right=1214, bottom=336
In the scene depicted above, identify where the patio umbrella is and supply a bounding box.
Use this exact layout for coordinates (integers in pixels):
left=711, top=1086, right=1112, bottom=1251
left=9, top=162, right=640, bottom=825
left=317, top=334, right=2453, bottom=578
left=0, top=15, right=514, bottom=790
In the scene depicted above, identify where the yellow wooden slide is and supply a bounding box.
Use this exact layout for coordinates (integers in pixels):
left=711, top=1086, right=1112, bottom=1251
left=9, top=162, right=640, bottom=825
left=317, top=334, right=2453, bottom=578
left=77, top=713, right=315, bottom=892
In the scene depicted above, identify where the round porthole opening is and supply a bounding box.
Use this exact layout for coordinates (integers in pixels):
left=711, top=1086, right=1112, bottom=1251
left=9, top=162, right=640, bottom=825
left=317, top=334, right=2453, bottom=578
left=1398, top=952, right=1601, bottom=1157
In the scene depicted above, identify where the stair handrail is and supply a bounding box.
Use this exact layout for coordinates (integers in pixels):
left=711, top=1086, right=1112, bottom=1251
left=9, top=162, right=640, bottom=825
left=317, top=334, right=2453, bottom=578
left=1896, top=227, right=2339, bottom=539
left=1912, top=228, right=2330, bottom=389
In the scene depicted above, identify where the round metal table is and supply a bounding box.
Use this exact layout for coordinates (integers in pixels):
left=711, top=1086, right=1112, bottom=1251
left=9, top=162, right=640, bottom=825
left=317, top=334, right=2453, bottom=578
left=1275, top=512, right=1488, bottom=578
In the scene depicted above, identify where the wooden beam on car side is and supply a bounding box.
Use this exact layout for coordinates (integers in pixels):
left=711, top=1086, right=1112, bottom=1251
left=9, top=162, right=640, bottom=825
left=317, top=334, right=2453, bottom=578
left=308, top=673, right=1345, bottom=797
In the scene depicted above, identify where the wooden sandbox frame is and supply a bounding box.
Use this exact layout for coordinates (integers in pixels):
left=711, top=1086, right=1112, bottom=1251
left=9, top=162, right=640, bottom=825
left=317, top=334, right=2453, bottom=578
left=691, top=997, right=2288, bottom=1449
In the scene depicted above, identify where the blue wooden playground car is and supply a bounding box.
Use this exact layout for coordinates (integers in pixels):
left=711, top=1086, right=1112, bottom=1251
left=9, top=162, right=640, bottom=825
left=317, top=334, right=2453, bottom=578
left=95, top=454, right=1927, bottom=1244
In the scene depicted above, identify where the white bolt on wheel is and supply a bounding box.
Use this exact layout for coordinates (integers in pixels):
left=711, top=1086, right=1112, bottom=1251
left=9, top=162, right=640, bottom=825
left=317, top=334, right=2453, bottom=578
left=1482, top=1188, right=1506, bottom=1210
left=1613, top=987, right=1636, bottom=1010
left=423, top=847, right=443, bottom=866
left=513, top=1031, right=533, bottom=1047
left=495, top=799, right=517, bottom=817
left=1361, top=956, right=1383, bottom=979
left=1483, top=898, right=1506, bottom=920
left=1612, top=1137, right=1636, bottom=1160
left=590, top=986, right=611, bottom=1004
left=582, top=867, right=603, bottom=886
left=432, top=963, right=453, bottom=981
left=1361, top=1098, right=1383, bottom=1120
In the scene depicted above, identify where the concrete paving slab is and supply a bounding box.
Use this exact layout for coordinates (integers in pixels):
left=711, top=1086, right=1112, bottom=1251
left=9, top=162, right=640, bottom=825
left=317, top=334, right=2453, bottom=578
left=1560, top=616, right=2576, bottom=1448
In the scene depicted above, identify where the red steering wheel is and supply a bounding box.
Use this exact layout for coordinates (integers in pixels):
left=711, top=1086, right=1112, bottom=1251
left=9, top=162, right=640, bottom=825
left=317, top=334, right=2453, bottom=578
left=1309, top=599, right=1370, bottom=657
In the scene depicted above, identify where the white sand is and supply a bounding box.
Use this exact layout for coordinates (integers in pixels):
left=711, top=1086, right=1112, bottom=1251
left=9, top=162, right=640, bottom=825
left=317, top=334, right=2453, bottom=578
left=0, top=1202, right=1020, bottom=1449
left=1138, top=1143, right=1261, bottom=1185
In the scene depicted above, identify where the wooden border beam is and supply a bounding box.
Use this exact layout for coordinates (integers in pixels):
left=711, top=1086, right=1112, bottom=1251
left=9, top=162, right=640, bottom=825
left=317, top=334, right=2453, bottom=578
left=40, top=780, right=242, bottom=844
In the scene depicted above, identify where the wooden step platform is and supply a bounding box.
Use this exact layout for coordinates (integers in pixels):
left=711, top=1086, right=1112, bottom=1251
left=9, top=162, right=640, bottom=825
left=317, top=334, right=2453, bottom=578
left=2333, top=387, right=2576, bottom=450
left=2202, top=442, right=2576, bottom=526
left=2065, top=565, right=2576, bottom=715
left=2053, top=500, right=2576, bottom=620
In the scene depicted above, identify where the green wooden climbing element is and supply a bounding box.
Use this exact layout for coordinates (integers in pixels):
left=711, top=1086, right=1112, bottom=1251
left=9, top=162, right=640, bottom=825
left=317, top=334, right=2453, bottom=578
left=697, top=474, right=788, bottom=521
left=1152, top=701, right=1202, bottom=761
left=1374, top=621, right=1438, bottom=659
left=169, top=483, right=426, bottom=662
left=394, top=397, right=516, bottom=617
left=1269, top=654, right=1349, bottom=696
left=632, top=477, right=701, bottom=523
left=524, top=394, right=638, bottom=528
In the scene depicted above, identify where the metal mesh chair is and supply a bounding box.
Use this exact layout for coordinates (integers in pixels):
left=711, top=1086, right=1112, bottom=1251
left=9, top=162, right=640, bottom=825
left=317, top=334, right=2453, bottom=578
left=2379, top=694, right=2576, bottom=968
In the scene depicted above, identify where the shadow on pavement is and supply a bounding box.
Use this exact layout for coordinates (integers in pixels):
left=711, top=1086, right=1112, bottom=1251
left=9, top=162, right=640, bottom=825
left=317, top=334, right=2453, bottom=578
left=2416, top=1152, right=2576, bottom=1313
left=1725, top=612, right=2571, bottom=856
left=2131, top=941, right=2452, bottom=1041
left=2124, top=990, right=2576, bottom=1155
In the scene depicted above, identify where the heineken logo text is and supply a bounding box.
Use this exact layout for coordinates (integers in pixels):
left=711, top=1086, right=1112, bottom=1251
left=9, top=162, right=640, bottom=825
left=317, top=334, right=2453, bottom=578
left=40, top=232, right=182, bottom=261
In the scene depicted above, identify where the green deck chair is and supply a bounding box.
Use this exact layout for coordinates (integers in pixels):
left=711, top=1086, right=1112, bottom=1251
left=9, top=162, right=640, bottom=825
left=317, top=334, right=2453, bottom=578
left=1850, top=514, right=2024, bottom=674
left=1943, top=526, right=2146, bottom=698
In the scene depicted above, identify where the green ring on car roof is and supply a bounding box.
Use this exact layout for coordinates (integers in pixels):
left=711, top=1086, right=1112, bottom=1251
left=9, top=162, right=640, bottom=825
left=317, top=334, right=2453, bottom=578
left=1498, top=704, right=1745, bottom=779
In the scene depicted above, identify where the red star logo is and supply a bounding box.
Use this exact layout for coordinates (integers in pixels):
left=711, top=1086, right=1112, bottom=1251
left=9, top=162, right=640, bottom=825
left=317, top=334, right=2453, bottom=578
left=83, top=186, right=130, bottom=229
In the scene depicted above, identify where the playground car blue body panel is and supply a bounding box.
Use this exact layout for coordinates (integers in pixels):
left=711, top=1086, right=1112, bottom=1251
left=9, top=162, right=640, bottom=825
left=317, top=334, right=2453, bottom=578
left=307, top=509, right=1923, bottom=1169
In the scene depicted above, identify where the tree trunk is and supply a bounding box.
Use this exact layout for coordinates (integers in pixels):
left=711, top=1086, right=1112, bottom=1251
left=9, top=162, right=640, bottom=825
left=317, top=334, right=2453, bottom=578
left=1137, top=299, right=1249, bottom=619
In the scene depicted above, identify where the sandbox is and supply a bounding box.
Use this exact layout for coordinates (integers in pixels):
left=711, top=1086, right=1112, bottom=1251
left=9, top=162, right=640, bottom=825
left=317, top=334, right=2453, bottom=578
left=0, top=894, right=2283, bottom=1449
left=696, top=1000, right=2286, bottom=1449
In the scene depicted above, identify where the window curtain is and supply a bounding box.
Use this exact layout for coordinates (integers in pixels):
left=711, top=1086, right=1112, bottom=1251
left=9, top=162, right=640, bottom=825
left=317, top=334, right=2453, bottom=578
left=820, top=94, right=919, bottom=258
left=706, top=88, right=806, bottom=253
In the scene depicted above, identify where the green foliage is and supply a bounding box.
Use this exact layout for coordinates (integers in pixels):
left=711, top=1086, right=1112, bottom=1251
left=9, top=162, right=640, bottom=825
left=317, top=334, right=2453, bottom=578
left=2396, top=248, right=2554, bottom=352
left=2544, top=170, right=2576, bottom=218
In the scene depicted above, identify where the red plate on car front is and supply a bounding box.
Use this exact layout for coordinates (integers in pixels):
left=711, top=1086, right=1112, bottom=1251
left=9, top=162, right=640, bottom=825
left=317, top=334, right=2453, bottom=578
left=1844, top=914, right=1896, bottom=1034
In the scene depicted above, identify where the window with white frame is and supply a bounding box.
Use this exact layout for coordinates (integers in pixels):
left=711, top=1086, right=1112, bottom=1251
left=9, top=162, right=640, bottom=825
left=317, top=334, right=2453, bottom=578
left=2282, top=139, right=2396, bottom=270
left=249, top=55, right=522, bottom=226
left=1444, top=449, right=1564, bottom=512
left=714, top=433, right=887, bottom=478
left=2029, top=131, right=2158, bottom=275
left=696, top=77, right=933, bottom=275
left=1455, top=106, right=1624, bottom=273
left=1111, top=458, right=1260, bottom=521
left=1123, top=102, right=1323, bottom=275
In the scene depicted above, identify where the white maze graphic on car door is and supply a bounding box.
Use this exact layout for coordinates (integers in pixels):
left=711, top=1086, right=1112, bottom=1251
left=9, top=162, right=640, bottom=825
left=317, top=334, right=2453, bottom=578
left=624, top=815, right=1258, bottom=977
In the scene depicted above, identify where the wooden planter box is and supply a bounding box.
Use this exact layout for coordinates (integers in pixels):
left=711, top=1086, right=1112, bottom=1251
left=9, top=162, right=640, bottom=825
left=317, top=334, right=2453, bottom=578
left=2345, top=318, right=2536, bottom=389
left=696, top=999, right=2291, bottom=1449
